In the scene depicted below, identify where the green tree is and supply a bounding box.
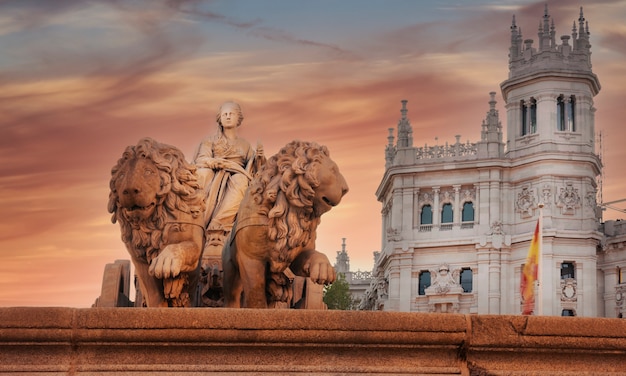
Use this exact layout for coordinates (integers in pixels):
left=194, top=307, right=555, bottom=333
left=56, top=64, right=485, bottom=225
left=323, top=273, right=354, bottom=310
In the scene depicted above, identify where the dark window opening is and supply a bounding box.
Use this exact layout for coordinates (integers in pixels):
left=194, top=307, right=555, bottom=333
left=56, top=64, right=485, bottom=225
left=460, top=268, right=473, bottom=293
left=418, top=271, right=431, bottom=296
left=420, top=205, right=433, bottom=225
left=441, top=203, right=453, bottom=223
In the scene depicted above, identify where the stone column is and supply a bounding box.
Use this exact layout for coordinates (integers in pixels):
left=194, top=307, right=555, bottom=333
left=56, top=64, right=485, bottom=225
left=402, top=184, right=413, bottom=233
left=489, top=250, right=501, bottom=314
left=578, top=260, right=599, bottom=317
left=398, top=252, right=414, bottom=312
left=433, top=187, right=440, bottom=227
left=603, top=267, right=619, bottom=318
left=413, top=188, right=420, bottom=228
left=539, top=238, right=555, bottom=315
left=535, top=93, right=554, bottom=139
left=489, top=171, right=501, bottom=226
left=476, top=248, right=490, bottom=314
left=453, top=185, right=461, bottom=225
left=474, top=183, right=480, bottom=226
left=391, top=180, right=403, bottom=235
left=386, top=259, right=401, bottom=311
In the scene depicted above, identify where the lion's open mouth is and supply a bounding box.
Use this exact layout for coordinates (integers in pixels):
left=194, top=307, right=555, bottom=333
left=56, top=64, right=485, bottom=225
left=322, top=197, right=336, bottom=207
left=126, top=202, right=156, bottom=212
left=132, top=202, right=155, bottom=211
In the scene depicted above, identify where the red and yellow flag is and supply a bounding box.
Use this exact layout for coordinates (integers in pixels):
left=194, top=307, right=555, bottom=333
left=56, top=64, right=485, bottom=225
left=521, top=219, right=540, bottom=315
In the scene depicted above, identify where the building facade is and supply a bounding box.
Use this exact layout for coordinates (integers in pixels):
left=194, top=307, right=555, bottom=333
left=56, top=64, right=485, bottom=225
left=364, top=7, right=626, bottom=317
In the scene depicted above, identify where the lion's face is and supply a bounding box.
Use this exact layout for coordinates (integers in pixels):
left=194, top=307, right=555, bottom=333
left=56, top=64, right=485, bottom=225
left=312, top=156, right=349, bottom=217
left=113, top=156, right=161, bottom=223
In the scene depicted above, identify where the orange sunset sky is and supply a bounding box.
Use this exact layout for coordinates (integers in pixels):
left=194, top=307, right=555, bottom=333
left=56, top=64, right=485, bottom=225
left=1, top=0, right=625, bottom=307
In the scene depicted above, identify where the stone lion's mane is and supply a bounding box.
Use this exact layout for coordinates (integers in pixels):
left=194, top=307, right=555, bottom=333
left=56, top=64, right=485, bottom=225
left=108, top=138, right=204, bottom=262
left=248, top=140, right=329, bottom=268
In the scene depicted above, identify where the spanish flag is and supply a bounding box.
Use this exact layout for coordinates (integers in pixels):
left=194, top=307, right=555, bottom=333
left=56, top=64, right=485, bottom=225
left=521, top=219, right=541, bottom=315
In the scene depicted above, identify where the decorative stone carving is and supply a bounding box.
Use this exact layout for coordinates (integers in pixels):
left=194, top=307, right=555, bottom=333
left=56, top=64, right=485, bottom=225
left=462, top=188, right=475, bottom=202
left=426, top=264, right=463, bottom=295
left=421, top=192, right=433, bottom=205
left=585, top=188, right=597, bottom=212
left=541, top=184, right=552, bottom=207
left=222, top=141, right=349, bottom=308
left=515, top=186, right=537, bottom=218
left=386, top=227, right=402, bottom=242
left=560, top=278, right=577, bottom=302
left=108, top=138, right=205, bottom=307
left=423, top=263, right=464, bottom=313
left=440, top=189, right=453, bottom=203
left=490, top=221, right=504, bottom=235
left=556, top=182, right=581, bottom=215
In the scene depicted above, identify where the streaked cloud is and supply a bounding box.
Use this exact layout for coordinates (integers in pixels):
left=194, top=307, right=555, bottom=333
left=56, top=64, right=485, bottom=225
left=0, top=0, right=624, bottom=307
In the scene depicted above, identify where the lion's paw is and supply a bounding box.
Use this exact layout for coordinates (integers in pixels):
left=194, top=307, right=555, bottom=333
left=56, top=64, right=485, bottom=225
left=163, top=276, right=186, bottom=300
left=304, top=253, right=337, bottom=285
left=149, top=249, right=183, bottom=279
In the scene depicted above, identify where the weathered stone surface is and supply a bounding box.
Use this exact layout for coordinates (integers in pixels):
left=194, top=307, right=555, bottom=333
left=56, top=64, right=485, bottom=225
left=2, top=308, right=626, bottom=374
left=223, top=140, right=349, bottom=308
left=108, top=138, right=205, bottom=308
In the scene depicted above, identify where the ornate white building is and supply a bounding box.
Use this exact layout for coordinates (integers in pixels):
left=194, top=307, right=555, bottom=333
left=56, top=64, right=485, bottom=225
left=365, top=7, right=626, bottom=317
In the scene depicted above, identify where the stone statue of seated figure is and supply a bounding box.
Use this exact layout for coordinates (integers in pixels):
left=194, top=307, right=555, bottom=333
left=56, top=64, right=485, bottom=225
left=193, top=101, right=265, bottom=270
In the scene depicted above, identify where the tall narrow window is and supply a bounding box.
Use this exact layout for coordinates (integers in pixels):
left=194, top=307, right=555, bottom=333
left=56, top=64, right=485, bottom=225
left=561, top=262, right=575, bottom=279
left=460, top=268, right=473, bottom=293
left=418, top=271, right=431, bottom=296
left=441, top=203, right=453, bottom=223
left=557, top=95, right=576, bottom=131
left=420, top=205, right=433, bottom=225
left=557, top=95, right=566, bottom=131
left=521, top=99, right=537, bottom=135
left=619, top=267, right=626, bottom=284
left=462, top=202, right=474, bottom=222
left=521, top=99, right=528, bottom=136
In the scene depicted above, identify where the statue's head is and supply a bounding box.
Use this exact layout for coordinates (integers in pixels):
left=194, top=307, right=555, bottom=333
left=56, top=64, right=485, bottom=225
left=215, top=101, right=244, bottom=132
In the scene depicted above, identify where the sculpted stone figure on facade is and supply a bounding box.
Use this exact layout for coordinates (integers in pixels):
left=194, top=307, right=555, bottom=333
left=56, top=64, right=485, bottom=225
left=108, top=138, right=205, bottom=307
left=426, top=264, right=462, bottom=295
left=222, top=140, right=349, bottom=308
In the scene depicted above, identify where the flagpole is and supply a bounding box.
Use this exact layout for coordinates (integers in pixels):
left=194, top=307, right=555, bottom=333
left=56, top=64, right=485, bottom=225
left=537, top=202, right=544, bottom=315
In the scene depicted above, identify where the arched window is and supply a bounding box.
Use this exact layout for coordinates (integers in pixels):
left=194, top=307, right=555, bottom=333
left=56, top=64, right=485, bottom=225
left=561, top=309, right=576, bottom=316
left=462, top=202, right=474, bottom=222
left=418, top=271, right=431, bottom=296
left=460, top=268, right=473, bottom=293
left=420, top=205, right=433, bottom=225
left=557, top=95, right=576, bottom=131
left=441, top=203, right=453, bottom=223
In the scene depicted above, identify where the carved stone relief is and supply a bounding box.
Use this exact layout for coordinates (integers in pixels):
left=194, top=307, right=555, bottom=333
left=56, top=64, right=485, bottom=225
left=560, top=278, right=577, bottom=302
left=556, top=182, right=581, bottom=215
left=541, top=184, right=552, bottom=207
left=515, top=186, right=537, bottom=218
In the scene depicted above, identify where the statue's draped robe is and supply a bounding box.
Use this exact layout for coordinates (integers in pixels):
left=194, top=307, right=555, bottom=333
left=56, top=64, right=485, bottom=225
left=194, top=135, right=255, bottom=232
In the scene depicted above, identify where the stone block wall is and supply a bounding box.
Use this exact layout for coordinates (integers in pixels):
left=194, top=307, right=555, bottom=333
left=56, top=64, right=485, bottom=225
left=1, top=308, right=625, bottom=375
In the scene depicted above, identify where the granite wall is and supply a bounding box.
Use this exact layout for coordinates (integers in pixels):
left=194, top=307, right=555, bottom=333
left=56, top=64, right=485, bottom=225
left=1, top=307, right=625, bottom=375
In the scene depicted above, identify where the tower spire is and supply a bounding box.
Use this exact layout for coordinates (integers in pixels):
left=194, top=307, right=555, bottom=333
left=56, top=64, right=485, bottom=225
left=396, top=100, right=413, bottom=148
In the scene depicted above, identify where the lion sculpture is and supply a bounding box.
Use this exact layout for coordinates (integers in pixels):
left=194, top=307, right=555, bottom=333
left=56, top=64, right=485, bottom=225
left=222, top=140, right=349, bottom=308
left=108, top=138, right=205, bottom=307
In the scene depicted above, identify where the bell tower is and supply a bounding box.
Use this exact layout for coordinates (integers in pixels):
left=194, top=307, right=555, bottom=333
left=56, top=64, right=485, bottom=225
left=501, top=6, right=603, bottom=316
left=501, top=5, right=600, bottom=158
